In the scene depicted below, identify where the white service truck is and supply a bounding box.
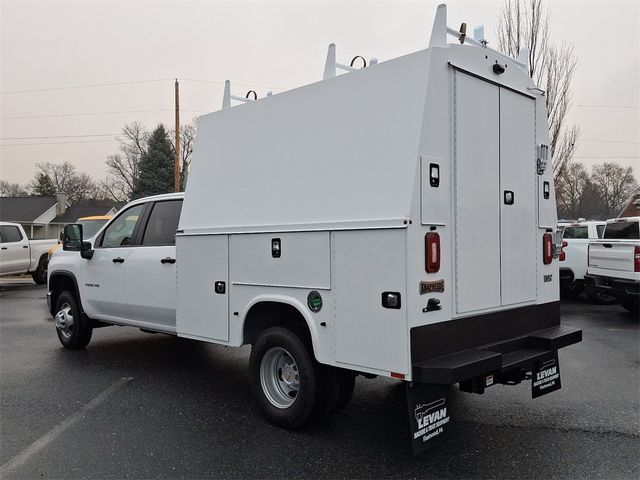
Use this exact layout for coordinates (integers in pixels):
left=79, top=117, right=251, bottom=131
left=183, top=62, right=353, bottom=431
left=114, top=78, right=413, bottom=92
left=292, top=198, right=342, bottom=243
left=558, top=220, right=610, bottom=301
left=47, top=4, right=581, bottom=453
left=585, top=217, right=640, bottom=314
left=0, top=222, right=56, bottom=284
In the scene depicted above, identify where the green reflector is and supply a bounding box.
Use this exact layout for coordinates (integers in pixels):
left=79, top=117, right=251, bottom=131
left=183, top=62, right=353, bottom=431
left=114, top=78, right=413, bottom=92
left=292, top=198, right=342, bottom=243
left=307, top=291, right=322, bottom=312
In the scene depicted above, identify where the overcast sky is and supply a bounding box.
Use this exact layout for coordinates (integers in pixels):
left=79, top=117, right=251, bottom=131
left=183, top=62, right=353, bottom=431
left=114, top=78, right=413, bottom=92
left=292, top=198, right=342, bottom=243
left=1, top=0, right=638, bottom=186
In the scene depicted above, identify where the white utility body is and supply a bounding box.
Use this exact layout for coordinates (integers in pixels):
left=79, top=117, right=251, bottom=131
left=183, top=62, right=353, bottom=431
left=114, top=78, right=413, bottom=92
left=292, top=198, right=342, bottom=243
left=48, top=4, right=581, bottom=451
left=0, top=222, right=56, bottom=284
left=558, top=220, right=606, bottom=297
left=586, top=217, right=640, bottom=313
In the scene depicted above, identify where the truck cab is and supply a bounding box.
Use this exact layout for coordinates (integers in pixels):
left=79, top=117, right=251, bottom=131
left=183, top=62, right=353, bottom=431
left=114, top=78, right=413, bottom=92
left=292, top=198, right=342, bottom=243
left=558, top=220, right=607, bottom=299
left=0, top=222, right=57, bottom=284
left=48, top=193, right=183, bottom=334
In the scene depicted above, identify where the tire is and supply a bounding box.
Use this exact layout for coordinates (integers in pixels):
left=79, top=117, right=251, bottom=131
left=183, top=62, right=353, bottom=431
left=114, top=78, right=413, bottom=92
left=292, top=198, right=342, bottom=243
left=249, top=327, right=320, bottom=429
left=329, top=369, right=356, bottom=416
left=620, top=299, right=639, bottom=315
left=31, top=255, right=48, bottom=285
left=561, top=281, right=584, bottom=299
left=54, top=291, right=92, bottom=349
left=585, top=284, right=617, bottom=305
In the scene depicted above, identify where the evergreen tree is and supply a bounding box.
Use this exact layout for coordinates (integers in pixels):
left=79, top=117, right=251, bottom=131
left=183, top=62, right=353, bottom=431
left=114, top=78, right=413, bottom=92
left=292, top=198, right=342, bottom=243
left=133, top=124, right=175, bottom=198
left=31, top=173, right=56, bottom=197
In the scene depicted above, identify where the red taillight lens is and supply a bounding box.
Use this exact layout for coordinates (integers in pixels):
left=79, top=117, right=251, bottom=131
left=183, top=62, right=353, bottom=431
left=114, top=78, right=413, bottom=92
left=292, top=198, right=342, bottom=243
left=425, top=232, right=440, bottom=273
left=543, top=233, right=553, bottom=265
left=634, top=246, right=640, bottom=273
left=559, top=241, right=568, bottom=262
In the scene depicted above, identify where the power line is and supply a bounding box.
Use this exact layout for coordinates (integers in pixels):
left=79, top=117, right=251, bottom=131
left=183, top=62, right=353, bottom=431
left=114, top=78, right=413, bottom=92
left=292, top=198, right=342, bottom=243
left=575, top=104, right=639, bottom=109
left=0, top=79, right=172, bottom=95
left=1, top=139, right=120, bottom=147
left=0, top=108, right=207, bottom=120
left=181, top=78, right=288, bottom=91
left=581, top=139, right=640, bottom=144
left=0, top=133, right=120, bottom=140
left=1, top=109, right=170, bottom=120
left=573, top=156, right=639, bottom=159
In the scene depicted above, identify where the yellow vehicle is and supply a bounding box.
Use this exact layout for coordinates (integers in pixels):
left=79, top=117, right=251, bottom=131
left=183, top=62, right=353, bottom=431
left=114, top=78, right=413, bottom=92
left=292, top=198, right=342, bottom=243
left=48, top=215, right=113, bottom=257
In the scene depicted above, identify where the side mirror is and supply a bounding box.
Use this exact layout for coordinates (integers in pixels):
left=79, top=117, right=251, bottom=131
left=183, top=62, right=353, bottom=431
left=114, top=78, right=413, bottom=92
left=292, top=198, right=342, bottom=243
left=63, top=224, right=94, bottom=259
left=63, top=224, right=82, bottom=251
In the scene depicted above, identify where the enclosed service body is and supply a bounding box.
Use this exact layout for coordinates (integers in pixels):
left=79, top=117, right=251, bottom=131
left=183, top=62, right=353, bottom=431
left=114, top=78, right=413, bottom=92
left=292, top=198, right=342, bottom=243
left=49, top=4, right=581, bottom=448
left=177, top=5, right=578, bottom=384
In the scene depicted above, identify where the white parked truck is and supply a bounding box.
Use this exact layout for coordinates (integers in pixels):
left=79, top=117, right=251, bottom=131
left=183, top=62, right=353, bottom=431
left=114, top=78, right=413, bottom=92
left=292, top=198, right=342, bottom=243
left=0, top=222, right=57, bottom=284
left=558, top=220, right=610, bottom=301
left=585, top=217, right=640, bottom=313
left=47, top=4, right=581, bottom=453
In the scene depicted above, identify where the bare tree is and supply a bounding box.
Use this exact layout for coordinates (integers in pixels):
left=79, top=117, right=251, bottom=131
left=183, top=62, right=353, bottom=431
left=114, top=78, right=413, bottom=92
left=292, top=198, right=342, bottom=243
left=555, top=161, right=589, bottom=219
left=590, top=163, right=639, bottom=216
left=497, top=0, right=579, bottom=179
left=169, top=119, right=198, bottom=190
left=0, top=180, right=28, bottom=196
left=29, top=162, right=98, bottom=204
left=102, top=122, right=149, bottom=201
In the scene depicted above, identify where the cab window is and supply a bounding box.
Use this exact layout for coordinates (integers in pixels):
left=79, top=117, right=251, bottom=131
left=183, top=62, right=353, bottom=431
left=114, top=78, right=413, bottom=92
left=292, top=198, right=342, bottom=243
left=603, top=221, right=640, bottom=240
left=0, top=225, right=23, bottom=243
left=100, top=204, right=145, bottom=247
left=141, top=200, right=183, bottom=246
left=562, top=226, right=588, bottom=239
left=596, top=224, right=605, bottom=239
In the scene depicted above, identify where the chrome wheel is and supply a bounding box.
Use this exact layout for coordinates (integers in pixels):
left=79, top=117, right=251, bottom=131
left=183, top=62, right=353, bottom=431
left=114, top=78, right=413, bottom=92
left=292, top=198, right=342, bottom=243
left=260, top=347, right=300, bottom=409
left=55, top=303, right=74, bottom=339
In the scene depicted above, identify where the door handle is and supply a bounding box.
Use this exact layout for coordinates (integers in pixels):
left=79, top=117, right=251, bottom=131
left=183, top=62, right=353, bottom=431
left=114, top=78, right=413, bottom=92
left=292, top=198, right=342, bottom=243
left=160, top=257, right=176, bottom=264
left=23, top=245, right=29, bottom=249
left=112, top=257, right=125, bottom=263
left=504, top=190, right=515, bottom=205
left=1, top=247, right=7, bottom=250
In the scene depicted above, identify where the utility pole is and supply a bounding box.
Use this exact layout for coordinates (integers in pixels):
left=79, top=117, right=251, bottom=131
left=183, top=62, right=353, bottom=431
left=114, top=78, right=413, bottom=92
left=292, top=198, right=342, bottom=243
left=174, top=78, right=180, bottom=192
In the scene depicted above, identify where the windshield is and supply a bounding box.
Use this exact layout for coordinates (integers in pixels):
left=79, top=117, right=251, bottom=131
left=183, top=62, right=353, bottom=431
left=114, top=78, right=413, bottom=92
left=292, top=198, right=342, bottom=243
left=603, top=221, right=640, bottom=240
left=78, top=219, right=109, bottom=238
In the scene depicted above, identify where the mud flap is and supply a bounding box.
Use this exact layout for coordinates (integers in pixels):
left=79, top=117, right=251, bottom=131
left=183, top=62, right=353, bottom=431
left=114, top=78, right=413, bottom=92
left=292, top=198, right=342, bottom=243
left=531, top=352, right=561, bottom=398
left=406, top=382, right=451, bottom=455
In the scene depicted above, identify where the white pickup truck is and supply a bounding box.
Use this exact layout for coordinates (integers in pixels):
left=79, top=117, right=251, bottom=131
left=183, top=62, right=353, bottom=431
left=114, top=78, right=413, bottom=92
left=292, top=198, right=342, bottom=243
left=0, top=222, right=57, bottom=284
left=558, top=220, right=608, bottom=300
left=585, top=217, right=640, bottom=313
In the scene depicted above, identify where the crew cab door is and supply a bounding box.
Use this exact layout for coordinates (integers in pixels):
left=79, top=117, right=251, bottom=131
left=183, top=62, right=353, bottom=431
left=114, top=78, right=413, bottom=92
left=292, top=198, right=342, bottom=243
left=125, top=199, right=182, bottom=329
left=0, top=225, right=30, bottom=275
left=81, top=203, right=146, bottom=321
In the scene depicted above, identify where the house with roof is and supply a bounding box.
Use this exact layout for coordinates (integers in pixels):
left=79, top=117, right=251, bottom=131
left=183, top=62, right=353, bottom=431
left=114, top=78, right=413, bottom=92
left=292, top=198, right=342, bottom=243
left=0, top=195, right=117, bottom=239
left=618, top=190, right=640, bottom=218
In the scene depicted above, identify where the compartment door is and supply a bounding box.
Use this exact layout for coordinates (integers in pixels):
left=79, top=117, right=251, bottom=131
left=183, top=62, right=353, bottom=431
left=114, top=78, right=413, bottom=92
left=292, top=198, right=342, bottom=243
left=499, top=89, right=537, bottom=306
left=454, top=71, right=501, bottom=314
left=176, top=234, right=229, bottom=342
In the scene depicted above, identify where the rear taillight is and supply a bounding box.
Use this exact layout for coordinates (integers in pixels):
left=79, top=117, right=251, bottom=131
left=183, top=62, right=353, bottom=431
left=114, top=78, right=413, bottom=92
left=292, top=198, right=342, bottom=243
left=425, top=232, right=440, bottom=273
left=559, top=241, right=568, bottom=262
left=634, top=246, right=640, bottom=273
left=543, top=233, right=553, bottom=265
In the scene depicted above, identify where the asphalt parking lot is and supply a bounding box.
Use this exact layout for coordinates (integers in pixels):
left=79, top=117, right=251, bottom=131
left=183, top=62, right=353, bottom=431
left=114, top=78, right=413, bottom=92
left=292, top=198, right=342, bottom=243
left=0, top=279, right=638, bottom=479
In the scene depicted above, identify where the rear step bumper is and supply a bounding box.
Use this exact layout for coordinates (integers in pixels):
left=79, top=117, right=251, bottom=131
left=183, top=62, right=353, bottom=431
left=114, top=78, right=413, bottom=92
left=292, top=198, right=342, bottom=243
left=412, top=325, right=582, bottom=384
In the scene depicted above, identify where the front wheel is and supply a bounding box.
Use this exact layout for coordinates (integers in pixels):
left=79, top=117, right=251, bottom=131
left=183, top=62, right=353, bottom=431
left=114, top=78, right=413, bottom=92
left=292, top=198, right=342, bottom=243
left=55, top=291, right=92, bottom=349
left=249, top=327, right=319, bottom=429
left=31, top=256, right=48, bottom=285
